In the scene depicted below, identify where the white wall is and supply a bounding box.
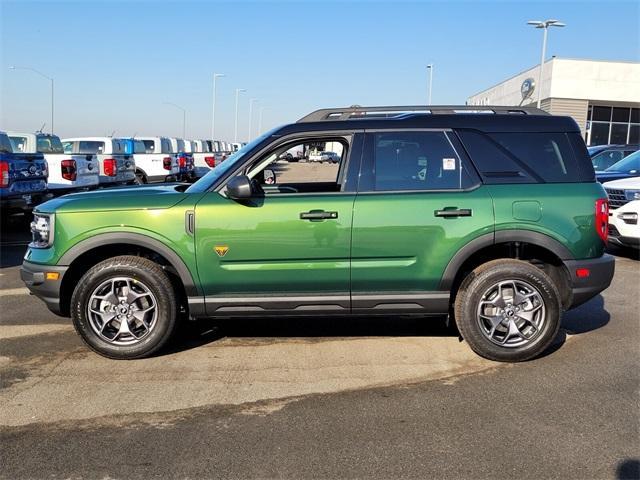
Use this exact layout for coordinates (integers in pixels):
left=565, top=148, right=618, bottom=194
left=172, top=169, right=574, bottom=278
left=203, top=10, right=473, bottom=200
left=467, top=58, right=640, bottom=106
left=549, top=59, right=640, bottom=103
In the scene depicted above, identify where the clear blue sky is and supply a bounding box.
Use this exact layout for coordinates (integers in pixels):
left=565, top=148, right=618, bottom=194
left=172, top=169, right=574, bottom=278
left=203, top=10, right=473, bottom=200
left=1, top=0, right=638, bottom=141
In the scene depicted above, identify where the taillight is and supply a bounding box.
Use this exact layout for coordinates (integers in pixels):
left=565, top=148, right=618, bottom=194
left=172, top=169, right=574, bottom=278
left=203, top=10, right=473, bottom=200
left=595, top=198, right=609, bottom=243
left=162, top=157, right=172, bottom=171
left=205, top=156, right=215, bottom=168
left=104, top=158, right=117, bottom=177
left=178, top=156, right=186, bottom=168
left=0, top=161, right=8, bottom=187
left=61, top=159, right=77, bottom=181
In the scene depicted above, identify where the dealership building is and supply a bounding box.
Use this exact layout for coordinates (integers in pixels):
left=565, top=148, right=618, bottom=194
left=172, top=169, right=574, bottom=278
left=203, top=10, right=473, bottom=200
left=467, top=58, right=640, bottom=146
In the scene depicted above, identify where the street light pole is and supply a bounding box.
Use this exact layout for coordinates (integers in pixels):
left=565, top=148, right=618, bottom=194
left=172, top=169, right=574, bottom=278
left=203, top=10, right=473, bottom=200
left=163, top=102, right=187, bottom=138
left=234, top=88, right=246, bottom=143
left=427, top=64, right=433, bottom=105
left=248, top=98, right=257, bottom=141
left=527, top=19, right=565, bottom=108
left=259, top=107, right=266, bottom=135
left=211, top=73, right=225, bottom=141
left=9, top=66, right=54, bottom=134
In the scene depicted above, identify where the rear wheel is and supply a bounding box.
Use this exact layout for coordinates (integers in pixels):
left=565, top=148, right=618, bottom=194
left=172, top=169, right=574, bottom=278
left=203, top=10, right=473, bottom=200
left=134, top=171, right=147, bottom=185
left=70, top=256, right=178, bottom=359
left=454, top=259, right=561, bottom=362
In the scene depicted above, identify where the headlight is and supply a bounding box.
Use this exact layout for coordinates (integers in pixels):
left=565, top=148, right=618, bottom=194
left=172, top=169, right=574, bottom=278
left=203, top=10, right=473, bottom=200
left=625, top=189, right=640, bottom=201
left=30, top=213, right=54, bottom=248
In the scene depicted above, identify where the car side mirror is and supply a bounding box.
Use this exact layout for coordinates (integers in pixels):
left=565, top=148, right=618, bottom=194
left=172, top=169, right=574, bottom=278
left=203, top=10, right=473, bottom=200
left=226, top=175, right=253, bottom=200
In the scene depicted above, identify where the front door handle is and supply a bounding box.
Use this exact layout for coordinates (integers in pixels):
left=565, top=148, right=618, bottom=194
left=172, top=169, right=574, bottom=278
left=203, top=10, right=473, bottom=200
left=434, top=208, right=472, bottom=218
left=300, top=210, right=338, bottom=220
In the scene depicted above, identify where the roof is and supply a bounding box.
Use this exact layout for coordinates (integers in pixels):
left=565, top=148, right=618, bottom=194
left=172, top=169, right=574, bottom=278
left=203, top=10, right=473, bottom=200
left=275, top=106, right=580, bottom=134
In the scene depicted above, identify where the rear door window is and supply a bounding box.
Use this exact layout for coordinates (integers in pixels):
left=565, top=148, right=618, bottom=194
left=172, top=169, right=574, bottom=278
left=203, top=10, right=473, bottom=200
left=364, top=131, right=476, bottom=191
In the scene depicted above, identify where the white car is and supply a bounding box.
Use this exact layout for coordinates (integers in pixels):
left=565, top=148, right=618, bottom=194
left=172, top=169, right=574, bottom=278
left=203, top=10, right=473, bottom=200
left=308, top=151, right=340, bottom=163
left=132, top=137, right=179, bottom=183
left=8, top=132, right=99, bottom=194
left=62, top=137, right=136, bottom=187
left=603, top=177, right=640, bottom=250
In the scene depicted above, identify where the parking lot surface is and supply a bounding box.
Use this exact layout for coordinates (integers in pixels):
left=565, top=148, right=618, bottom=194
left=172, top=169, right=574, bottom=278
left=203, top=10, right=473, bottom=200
left=0, top=225, right=638, bottom=479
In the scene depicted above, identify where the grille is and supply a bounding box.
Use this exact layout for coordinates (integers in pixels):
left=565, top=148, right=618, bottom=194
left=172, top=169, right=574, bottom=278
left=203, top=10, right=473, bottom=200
left=605, top=188, right=628, bottom=209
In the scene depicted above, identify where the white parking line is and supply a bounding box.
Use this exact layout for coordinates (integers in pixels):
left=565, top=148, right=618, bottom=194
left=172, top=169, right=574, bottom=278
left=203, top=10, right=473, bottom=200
left=0, top=288, right=30, bottom=297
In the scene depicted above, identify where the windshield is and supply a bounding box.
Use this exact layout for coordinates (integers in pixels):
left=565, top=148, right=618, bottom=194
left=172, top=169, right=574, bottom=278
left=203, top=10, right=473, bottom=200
left=186, top=129, right=277, bottom=193
left=605, top=151, right=640, bottom=172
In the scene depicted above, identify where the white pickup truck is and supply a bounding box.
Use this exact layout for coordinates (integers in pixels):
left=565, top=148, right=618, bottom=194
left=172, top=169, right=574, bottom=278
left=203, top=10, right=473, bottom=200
left=62, top=137, right=136, bottom=187
left=7, top=132, right=99, bottom=194
left=192, top=139, right=217, bottom=178
left=125, top=137, right=179, bottom=184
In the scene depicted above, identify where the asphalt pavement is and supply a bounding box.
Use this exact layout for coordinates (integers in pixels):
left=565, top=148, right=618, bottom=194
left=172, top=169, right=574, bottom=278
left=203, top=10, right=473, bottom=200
left=0, top=218, right=638, bottom=480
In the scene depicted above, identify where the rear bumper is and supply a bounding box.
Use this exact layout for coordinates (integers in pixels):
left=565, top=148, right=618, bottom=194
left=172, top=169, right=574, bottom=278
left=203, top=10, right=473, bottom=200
left=20, top=260, right=68, bottom=316
left=1, top=192, right=52, bottom=213
left=565, top=254, right=615, bottom=309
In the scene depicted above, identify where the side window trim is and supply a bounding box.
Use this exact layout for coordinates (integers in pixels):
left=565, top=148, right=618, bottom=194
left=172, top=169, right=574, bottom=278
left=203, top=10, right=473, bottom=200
left=357, top=128, right=481, bottom=194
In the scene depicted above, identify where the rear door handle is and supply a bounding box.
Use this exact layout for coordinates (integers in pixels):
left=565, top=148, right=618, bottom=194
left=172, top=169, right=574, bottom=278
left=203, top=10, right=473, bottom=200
left=300, top=210, right=338, bottom=220
left=434, top=208, right=472, bottom=218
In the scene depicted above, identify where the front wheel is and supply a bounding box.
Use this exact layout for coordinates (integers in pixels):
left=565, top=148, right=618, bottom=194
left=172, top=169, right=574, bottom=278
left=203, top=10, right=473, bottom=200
left=70, top=256, right=178, bottom=359
left=454, top=259, right=561, bottom=362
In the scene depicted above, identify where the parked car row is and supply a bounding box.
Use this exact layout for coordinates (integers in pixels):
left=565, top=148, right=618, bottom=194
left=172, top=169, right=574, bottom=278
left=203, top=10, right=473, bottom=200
left=1, top=130, right=240, bottom=216
left=588, top=143, right=640, bottom=183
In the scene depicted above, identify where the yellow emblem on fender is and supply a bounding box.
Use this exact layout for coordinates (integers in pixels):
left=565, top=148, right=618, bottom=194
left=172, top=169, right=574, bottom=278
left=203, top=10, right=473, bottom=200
left=214, top=245, right=229, bottom=257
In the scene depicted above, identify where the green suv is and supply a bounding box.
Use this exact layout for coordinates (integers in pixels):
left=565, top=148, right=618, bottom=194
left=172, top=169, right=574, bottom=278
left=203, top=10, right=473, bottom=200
left=21, top=106, right=615, bottom=362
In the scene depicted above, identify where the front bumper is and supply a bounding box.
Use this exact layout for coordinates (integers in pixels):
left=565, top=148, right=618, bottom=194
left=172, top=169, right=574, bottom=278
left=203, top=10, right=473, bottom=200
left=20, top=260, right=68, bottom=316
left=608, top=203, right=640, bottom=250
left=565, top=254, right=615, bottom=309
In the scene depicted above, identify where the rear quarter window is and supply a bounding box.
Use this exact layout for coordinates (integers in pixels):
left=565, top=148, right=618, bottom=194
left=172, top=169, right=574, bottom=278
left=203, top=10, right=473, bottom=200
left=489, top=132, right=584, bottom=183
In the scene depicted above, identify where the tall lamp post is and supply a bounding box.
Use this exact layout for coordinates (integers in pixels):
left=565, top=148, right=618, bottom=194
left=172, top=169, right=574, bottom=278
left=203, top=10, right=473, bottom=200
left=527, top=19, right=565, bottom=108
left=9, top=66, right=54, bottom=134
left=234, top=88, right=246, bottom=143
left=248, top=98, right=257, bottom=141
left=258, top=106, right=266, bottom=135
left=163, top=102, right=186, bottom=138
left=426, top=64, right=434, bottom=105
left=211, top=73, right=225, bottom=141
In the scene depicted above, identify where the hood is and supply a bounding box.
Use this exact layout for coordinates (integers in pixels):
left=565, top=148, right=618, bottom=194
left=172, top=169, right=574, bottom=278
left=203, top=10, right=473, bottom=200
left=602, top=177, right=640, bottom=189
left=595, top=171, right=634, bottom=183
left=35, top=184, right=190, bottom=214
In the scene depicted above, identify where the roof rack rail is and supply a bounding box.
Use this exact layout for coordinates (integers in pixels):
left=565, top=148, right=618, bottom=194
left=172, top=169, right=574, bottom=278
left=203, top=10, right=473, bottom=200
left=297, top=105, right=549, bottom=122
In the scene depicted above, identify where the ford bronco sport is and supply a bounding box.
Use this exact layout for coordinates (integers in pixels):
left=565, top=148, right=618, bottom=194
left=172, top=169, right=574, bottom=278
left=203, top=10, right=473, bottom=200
left=21, top=106, right=615, bottom=361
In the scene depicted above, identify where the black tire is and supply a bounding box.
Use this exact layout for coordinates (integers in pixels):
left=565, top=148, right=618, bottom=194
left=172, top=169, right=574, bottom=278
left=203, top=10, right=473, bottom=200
left=134, top=172, right=147, bottom=185
left=70, top=255, right=178, bottom=359
left=454, top=259, right=561, bottom=362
